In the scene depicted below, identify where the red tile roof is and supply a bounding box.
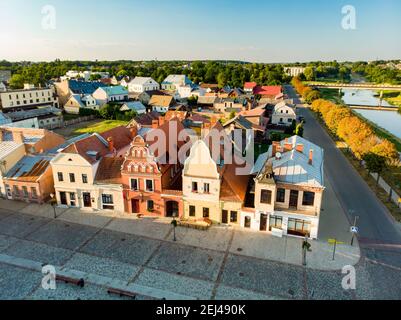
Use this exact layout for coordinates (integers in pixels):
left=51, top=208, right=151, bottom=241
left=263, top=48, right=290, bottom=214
left=95, top=157, right=124, bottom=184
left=244, top=82, right=257, bottom=89
left=100, top=126, right=132, bottom=151
left=63, top=126, right=132, bottom=164
left=254, top=85, right=282, bottom=96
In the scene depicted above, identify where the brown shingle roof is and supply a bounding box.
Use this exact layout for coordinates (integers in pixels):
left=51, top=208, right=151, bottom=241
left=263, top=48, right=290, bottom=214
left=100, top=126, right=132, bottom=151
left=94, top=157, right=124, bottom=184
left=149, top=95, right=174, bottom=107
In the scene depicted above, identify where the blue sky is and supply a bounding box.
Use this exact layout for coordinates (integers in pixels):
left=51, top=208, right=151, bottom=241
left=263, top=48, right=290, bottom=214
left=0, top=0, right=400, bottom=62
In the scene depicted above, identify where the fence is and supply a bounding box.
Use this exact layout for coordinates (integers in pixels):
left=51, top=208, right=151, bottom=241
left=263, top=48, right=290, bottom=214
left=63, top=115, right=97, bottom=127
left=369, top=172, right=401, bottom=209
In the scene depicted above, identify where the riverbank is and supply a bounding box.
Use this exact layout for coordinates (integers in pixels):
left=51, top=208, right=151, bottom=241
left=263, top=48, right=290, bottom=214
left=351, top=110, right=401, bottom=152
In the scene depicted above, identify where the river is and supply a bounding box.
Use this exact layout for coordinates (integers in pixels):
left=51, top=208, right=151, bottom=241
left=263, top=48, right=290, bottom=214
left=341, top=89, right=401, bottom=140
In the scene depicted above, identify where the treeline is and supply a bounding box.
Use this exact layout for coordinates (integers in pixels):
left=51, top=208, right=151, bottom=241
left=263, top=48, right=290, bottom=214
left=1, top=60, right=291, bottom=89
left=352, top=61, right=401, bottom=84
left=291, top=77, right=321, bottom=104
left=310, top=99, right=398, bottom=170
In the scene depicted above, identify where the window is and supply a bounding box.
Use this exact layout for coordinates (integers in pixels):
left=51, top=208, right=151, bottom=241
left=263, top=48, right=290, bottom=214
left=146, top=179, right=154, bottom=192
left=244, top=217, right=251, bottom=228
left=260, top=190, right=272, bottom=204
left=69, top=173, right=75, bottom=183
left=147, top=200, right=154, bottom=211
left=230, top=211, right=238, bottom=223
left=57, top=172, right=63, bottom=182
left=269, top=216, right=283, bottom=231
left=276, top=188, right=285, bottom=203
left=131, top=179, right=139, bottom=191
left=70, top=192, right=76, bottom=206
left=31, top=187, right=38, bottom=199
left=189, top=206, right=196, bottom=217
left=302, top=192, right=315, bottom=206
left=204, top=183, right=210, bottom=194
left=82, top=174, right=88, bottom=184
left=13, top=186, right=19, bottom=197
left=203, top=208, right=210, bottom=218
left=288, top=218, right=311, bottom=237
left=192, top=181, right=198, bottom=193
left=22, top=186, right=28, bottom=198
left=102, top=194, right=114, bottom=204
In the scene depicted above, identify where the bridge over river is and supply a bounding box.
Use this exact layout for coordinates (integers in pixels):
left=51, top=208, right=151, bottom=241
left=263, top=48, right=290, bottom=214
left=308, top=82, right=401, bottom=91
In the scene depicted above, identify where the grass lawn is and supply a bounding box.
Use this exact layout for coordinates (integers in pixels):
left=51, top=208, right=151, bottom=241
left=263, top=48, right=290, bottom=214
left=73, top=120, right=129, bottom=135
left=318, top=88, right=345, bottom=104
left=379, top=90, right=401, bottom=108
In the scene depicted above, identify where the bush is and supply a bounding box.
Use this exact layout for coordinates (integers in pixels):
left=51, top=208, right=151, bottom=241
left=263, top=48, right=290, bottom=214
left=79, top=108, right=100, bottom=117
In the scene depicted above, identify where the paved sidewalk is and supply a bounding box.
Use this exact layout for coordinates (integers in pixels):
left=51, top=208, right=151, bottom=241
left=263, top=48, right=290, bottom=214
left=0, top=199, right=360, bottom=271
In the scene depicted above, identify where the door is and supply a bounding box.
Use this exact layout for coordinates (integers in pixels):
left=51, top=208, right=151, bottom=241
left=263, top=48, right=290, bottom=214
left=83, top=192, right=91, bottom=208
left=289, top=190, right=299, bottom=209
left=60, top=192, right=67, bottom=205
left=244, top=217, right=251, bottom=228
left=260, top=214, right=268, bottom=231
left=131, top=199, right=140, bottom=214
left=222, top=210, right=228, bottom=224
left=166, top=201, right=179, bottom=217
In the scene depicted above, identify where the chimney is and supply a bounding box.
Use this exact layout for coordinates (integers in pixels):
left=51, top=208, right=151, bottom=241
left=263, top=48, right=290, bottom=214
left=210, top=116, right=217, bottom=127
left=284, top=142, right=292, bottom=152
left=272, top=141, right=280, bottom=157
left=309, top=149, right=314, bottom=165
left=152, top=120, right=159, bottom=129
left=12, top=131, right=24, bottom=144
left=107, top=137, right=114, bottom=152
left=201, top=122, right=211, bottom=138
left=159, top=116, right=165, bottom=126
left=130, top=126, right=138, bottom=138
left=296, top=143, right=304, bottom=153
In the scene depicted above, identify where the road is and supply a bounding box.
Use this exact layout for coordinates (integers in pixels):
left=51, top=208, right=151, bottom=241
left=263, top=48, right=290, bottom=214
left=285, top=85, right=401, bottom=269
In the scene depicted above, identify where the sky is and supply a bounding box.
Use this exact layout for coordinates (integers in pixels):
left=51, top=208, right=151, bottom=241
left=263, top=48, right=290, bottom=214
left=0, top=0, right=400, bottom=63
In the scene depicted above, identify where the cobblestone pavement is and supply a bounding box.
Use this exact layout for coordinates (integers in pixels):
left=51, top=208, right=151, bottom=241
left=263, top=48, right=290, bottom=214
left=0, top=209, right=400, bottom=300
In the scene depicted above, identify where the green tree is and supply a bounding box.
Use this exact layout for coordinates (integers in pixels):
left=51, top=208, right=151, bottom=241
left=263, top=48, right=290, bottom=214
left=363, top=153, right=386, bottom=185
left=9, top=74, right=25, bottom=89
left=304, top=67, right=315, bottom=81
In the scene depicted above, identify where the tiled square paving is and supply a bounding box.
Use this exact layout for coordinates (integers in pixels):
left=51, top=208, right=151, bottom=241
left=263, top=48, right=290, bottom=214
left=3, top=239, right=74, bottom=266
left=220, top=254, right=305, bottom=299
left=80, top=229, right=160, bottom=266
left=106, top=218, right=172, bottom=240
left=0, top=214, right=50, bottom=238
left=175, top=226, right=233, bottom=251
left=0, top=264, right=42, bottom=300
left=214, top=285, right=282, bottom=300
left=0, top=235, right=19, bottom=252
left=134, top=268, right=214, bottom=299
left=305, top=269, right=353, bottom=300
left=29, top=282, right=135, bottom=300
left=147, top=242, right=224, bottom=282
left=26, top=220, right=99, bottom=250
left=64, top=252, right=140, bottom=282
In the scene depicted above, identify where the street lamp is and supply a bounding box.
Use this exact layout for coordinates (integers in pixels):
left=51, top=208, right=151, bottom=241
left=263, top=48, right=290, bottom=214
left=50, top=193, right=57, bottom=219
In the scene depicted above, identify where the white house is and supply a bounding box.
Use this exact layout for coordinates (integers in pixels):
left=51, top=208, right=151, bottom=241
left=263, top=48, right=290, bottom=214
left=271, top=101, right=297, bottom=126
left=64, top=94, right=99, bottom=114
left=0, top=87, right=59, bottom=109
left=161, top=75, right=193, bottom=91
left=92, top=86, right=129, bottom=106
left=242, top=136, right=325, bottom=239
left=128, top=77, right=160, bottom=93
left=120, top=101, right=147, bottom=114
